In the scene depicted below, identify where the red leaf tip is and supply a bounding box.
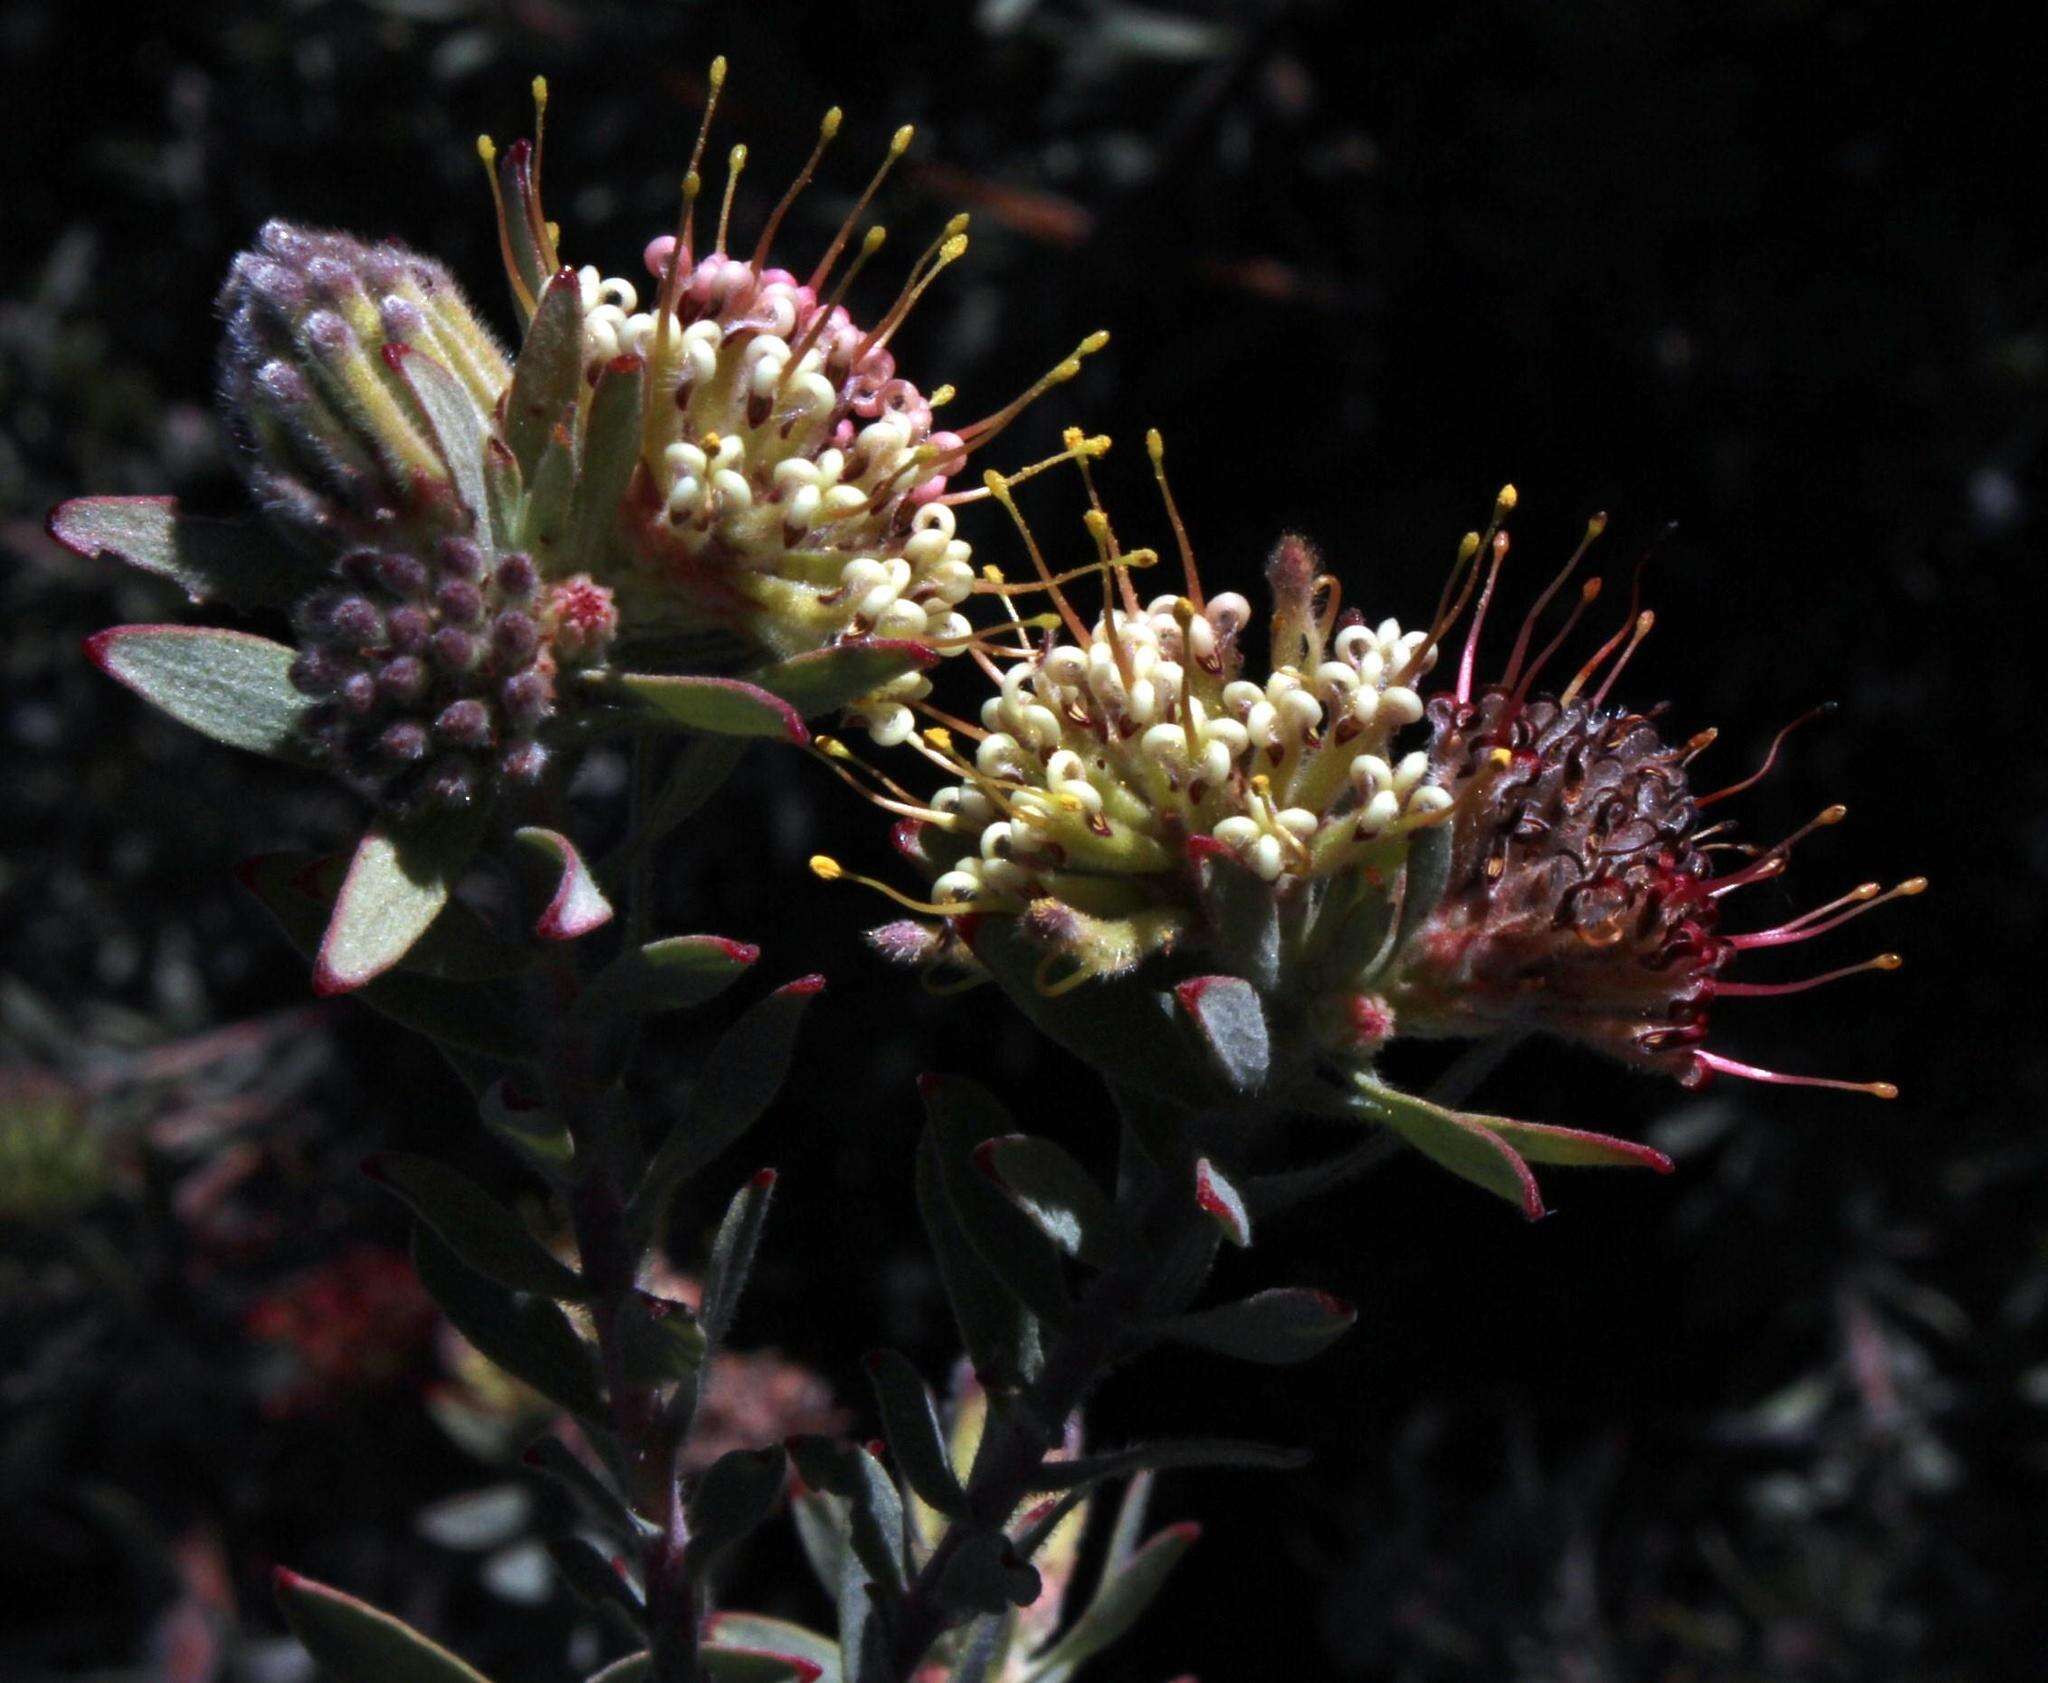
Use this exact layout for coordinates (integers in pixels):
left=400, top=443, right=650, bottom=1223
left=780, top=973, right=828, bottom=997
left=750, top=1166, right=779, bottom=1189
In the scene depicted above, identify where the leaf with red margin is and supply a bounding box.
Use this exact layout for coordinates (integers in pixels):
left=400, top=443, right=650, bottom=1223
left=273, top=1567, right=494, bottom=1683
left=615, top=673, right=810, bottom=744
left=315, top=812, right=484, bottom=996
left=1193, top=1157, right=1253, bottom=1248
left=513, top=826, right=613, bottom=941
left=1172, top=974, right=1270, bottom=1092
left=50, top=496, right=324, bottom=609
left=1480, top=1117, right=1675, bottom=1174
left=1352, top=1080, right=1544, bottom=1220
left=85, top=624, right=310, bottom=760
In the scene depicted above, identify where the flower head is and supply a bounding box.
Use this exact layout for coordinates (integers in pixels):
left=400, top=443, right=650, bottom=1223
left=478, top=67, right=1106, bottom=737
left=822, top=452, right=1918, bottom=1210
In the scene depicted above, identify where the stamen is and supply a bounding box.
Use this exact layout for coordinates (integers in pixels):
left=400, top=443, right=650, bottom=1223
left=986, top=470, right=1088, bottom=642
left=1587, top=611, right=1656, bottom=709
left=1696, top=703, right=1837, bottom=809
left=530, top=77, right=549, bottom=202
left=753, top=106, right=842, bottom=271
left=1147, top=430, right=1204, bottom=609
left=1455, top=531, right=1510, bottom=705
left=939, top=432, right=1108, bottom=505
left=855, top=220, right=969, bottom=361
left=1502, top=512, right=1606, bottom=693
left=956, top=332, right=1110, bottom=449
left=1679, top=727, right=1720, bottom=766
left=715, top=143, right=748, bottom=255
left=1688, top=1049, right=1897, bottom=1100
left=810, top=738, right=953, bottom=820
left=681, top=57, right=729, bottom=261
left=1495, top=577, right=1602, bottom=730
left=476, top=136, right=537, bottom=318
left=1727, top=877, right=1926, bottom=950
left=809, top=124, right=915, bottom=292
left=1714, top=952, right=1901, bottom=997
left=785, top=225, right=887, bottom=370
left=810, top=854, right=1005, bottom=917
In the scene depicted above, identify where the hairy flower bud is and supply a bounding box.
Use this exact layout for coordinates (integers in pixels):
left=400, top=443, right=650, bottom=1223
left=217, top=221, right=509, bottom=549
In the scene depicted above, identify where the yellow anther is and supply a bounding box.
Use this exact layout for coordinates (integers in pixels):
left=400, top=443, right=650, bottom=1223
left=1898, top=876, right=1929, bottom=895
left=1146, top=428, right=1166, bottom=465
left=818, top=737, right=852, bottom=760
left=924, top=727, right=955, bottom=752
left=1874, top=953, right=1903, bottom=970
left=889, top=123, right=915, bottom=156
left=531, top=75, right=548, bottom=109
left=809, top=855, right=845, bottom=881
left=1819, top=804, right=1847, bottom=825
left=1587, top=511, right=1609, bottom=538
left=1495, top=484, right=1519, bottom=517
left=930, top=384, right=956, bottom=407
left=476, top=135, right=498, bottom=166
left=1078, top=330, right=1110, bottom=354
left=707, top=55, right=728, bottom=90
left=821, top=106, right=844, bottom=140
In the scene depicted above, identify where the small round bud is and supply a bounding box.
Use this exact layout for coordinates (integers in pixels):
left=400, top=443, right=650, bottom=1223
left=491, top=611, right=540, bottom=667
left=499, top=740, right=549, bottom=785
left=421, top=758, right=479, bottom=807
left=328, top=596, right=384, bottom=646
left=289, top=651, right=339, bottom=696
left=438, top=536, right=486, bottom=579
left=374, top=551, right=428, bottom=598
left=385, top=604, right=432, bottom=653
left=377, top=655, right=428, bottom=703
left=378, top=295, right=427, bottom=341
left=377, top=721, right=428, bottom=761
left=435, top=579, right=485, bottom=626
left=499, top=670, right=551, bottom=730
left=301, top=309, right=356, bottom=359
left=493, top=553, right=539, bottom=600
left=430, top=627, right=480, bottom=673
left=337, top=672, right=378, bottom=715
left=433, top=699, right=493, bottom=747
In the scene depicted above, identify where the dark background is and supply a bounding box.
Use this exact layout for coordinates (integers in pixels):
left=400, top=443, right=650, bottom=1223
left=4, top=1, right=2041, bottom=1679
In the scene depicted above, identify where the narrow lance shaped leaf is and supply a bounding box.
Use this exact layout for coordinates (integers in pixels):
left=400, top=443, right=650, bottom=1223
left=749, top=640, right=936, bottom=718
left=616, top=673, right=810, bottom=744
left=385, top=343, right=491, bottom=530
left=1154, top=1287, right=1357, bottom=1365
left=51, top=496, right=326, bottom=609
left=631, top=978, right=825, bottom=1235
left=1022, top=1438, right=1308, bottom=1492
left=975, top=1135, right=1121, bottom=1268
left=578, top=935, right=760, bottom=1022
left=522, top=1436, right=648, bottom=1544
left=365, top=1151, right=587, bottom=1299
left=701, top=1169, right=777, bottom=1346
left=1193, top=1157, right=1252, bottom=1249
left=921, top=1075, right=1071, bottom=1325
left=274, top=1568, right=495, bottom=1683
left=1019, top=1523, right=1201, bottom=1682
left=1172, top=975, right=1271, bottom=1094
left=546, top=1534, right=645, bottom=1624
left=514, top=826, right=614, bottom=941
left=86, top=625, right=309, bottom=760
left=686, top=1446, right=789, bottom=1573
left=412, top=1226, right=605, bottom=1422
left=503, top=268, right=585, bottom=477
left=314, top=811, right=484, bottom=996
left=565, top=353, right=644, bottom=571
left=703, top=1613, right=842, bottom=1683
left=917, top=1127, right=1040, bottom=1395
left=787, top=1437, right=910, bottom=1596
left=1351, top=1077, right=1545, bottom=1220
left=863, top=1349, right=968, bottom=1519
left=1377, top=820, right=1454, bottom=978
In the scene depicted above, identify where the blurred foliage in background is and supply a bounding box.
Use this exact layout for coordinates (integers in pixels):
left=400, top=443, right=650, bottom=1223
left=3, top=1, right=2041, bottom=1678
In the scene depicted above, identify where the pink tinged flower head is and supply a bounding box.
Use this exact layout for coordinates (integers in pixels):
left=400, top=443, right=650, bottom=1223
left=478, top=66, right=1108, bottom=738
left=1380, top=494, right=1919, bottom=1101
